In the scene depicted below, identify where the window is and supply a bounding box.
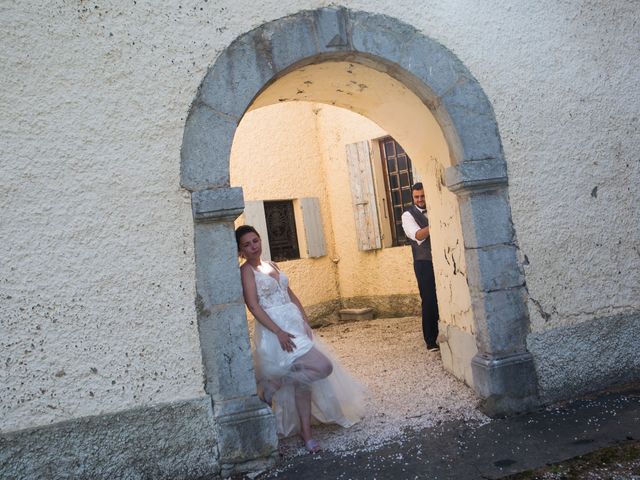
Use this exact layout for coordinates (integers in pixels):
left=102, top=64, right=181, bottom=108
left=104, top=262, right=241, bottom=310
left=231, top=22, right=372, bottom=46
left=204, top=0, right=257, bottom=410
left=379, top=137, right=414, bottom=246
left=345, top=136, right=415, bottom=251
left=263, top=200, right=300, bottom=261
left=243, top=198, right=326, bottom=261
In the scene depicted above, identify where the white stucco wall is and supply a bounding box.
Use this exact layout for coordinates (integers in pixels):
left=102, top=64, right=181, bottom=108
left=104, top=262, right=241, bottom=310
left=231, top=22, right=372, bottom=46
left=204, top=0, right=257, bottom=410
left=1, top=1, right=215, bottom=433
left=2, top=0, right=638, bottom=433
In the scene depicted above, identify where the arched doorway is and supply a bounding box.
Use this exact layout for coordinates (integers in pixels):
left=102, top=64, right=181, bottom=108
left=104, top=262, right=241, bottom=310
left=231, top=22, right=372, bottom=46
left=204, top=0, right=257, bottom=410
left=181, top=6, right=539, bottom=471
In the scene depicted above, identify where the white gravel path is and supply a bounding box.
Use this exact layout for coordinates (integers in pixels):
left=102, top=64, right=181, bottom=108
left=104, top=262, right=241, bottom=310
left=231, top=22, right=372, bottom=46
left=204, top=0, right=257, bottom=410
left=278, top=316, right=490, bottom=456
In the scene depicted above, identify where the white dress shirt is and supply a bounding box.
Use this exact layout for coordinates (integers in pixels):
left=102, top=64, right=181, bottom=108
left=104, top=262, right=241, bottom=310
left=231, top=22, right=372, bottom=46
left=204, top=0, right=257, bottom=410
left=401, top=208, right=428, bottom=245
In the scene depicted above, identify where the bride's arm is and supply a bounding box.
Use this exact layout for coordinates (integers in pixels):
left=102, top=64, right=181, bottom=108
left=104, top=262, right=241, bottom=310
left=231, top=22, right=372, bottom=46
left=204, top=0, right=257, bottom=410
left=240, top=264, right=296, bottom=352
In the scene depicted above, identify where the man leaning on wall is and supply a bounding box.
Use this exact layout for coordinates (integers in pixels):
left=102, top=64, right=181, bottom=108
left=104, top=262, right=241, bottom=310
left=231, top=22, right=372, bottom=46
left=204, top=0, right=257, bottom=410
left=401, top=182, right=440, bottom=351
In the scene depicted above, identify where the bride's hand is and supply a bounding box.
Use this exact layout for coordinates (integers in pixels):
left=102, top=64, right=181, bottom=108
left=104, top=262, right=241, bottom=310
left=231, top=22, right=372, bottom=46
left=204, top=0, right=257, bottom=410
left=275, top=329, right=296, bottom=352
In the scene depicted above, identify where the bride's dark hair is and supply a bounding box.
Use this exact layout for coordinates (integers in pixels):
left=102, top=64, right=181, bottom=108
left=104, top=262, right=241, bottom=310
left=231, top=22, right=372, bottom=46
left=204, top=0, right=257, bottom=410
left=235, top=225, right=260, bottom=248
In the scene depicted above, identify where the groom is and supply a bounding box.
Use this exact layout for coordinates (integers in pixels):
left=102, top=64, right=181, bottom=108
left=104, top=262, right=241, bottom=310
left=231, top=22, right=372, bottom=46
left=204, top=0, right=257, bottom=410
left=401, top=182, right=440, bottom=351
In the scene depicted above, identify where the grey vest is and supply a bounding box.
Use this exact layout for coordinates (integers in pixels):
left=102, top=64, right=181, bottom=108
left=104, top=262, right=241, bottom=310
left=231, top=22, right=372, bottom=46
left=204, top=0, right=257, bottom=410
left=407, top=205, right=432, bottom=262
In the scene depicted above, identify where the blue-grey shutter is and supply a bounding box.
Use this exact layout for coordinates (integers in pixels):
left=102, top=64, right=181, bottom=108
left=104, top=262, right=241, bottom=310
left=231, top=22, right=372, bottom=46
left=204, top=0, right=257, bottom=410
left=345, top=141, right=382, bottom=251
left=300, top=197, right=326, bottom=258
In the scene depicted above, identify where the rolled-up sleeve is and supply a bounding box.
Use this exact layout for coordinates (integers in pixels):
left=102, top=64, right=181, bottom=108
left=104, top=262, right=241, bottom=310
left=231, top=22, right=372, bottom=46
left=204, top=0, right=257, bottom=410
left=401, top=211, right=425, bottom=245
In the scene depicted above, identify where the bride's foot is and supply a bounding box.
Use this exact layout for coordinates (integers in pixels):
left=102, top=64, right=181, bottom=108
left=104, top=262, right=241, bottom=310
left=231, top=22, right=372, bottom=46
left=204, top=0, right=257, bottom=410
left=304, top=438, right=322, bottom=454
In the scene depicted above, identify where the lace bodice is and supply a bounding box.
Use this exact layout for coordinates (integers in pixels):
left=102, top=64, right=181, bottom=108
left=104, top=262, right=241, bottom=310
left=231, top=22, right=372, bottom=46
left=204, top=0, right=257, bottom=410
left=253, top=268, right=292, bottom=310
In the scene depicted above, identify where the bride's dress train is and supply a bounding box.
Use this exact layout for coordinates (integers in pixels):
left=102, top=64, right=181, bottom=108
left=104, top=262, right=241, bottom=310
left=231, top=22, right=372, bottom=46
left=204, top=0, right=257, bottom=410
left=251, top=267, right=367, bottom=437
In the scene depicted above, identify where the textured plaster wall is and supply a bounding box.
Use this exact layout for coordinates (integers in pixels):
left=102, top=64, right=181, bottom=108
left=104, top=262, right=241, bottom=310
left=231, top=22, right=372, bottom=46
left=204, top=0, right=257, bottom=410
left=413, top=1, right=640, bottom=335
left=230, top=102, right=340, bottom=310
left=2, top=0, right=639, bottom=432
left=1, top=1, right=221, bottom=433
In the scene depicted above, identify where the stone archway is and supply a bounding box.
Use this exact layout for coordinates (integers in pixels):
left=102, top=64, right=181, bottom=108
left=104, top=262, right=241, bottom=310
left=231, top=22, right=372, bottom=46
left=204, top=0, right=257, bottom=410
left=181, top=6, right=539, bottom=470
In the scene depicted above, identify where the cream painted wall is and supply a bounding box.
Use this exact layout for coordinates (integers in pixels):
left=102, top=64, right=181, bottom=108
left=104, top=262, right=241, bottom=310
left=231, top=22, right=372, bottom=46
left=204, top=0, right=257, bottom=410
left=1, top=0, right=638, bottom=432
left=420, top=158, right=474, bottom=334
left=314, top=103, right=474, bottom=334
left=231, top=103, right=422, bottom=317
left=314, top=106, right=413, bottom=296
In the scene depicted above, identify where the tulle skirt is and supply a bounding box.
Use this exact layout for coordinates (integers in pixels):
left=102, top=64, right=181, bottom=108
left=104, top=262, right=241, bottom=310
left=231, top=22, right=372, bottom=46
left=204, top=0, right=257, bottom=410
left=254, top=303, right=367, bottom=438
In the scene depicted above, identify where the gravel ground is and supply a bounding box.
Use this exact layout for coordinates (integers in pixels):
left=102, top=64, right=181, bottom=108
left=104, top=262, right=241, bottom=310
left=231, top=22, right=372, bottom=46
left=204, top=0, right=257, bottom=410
left=277, top=316, right=489, bottom=456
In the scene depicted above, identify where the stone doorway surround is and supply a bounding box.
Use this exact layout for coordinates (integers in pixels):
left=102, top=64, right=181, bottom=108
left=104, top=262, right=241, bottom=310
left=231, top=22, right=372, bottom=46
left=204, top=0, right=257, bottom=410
left=181, top=6, right=539, bottom=471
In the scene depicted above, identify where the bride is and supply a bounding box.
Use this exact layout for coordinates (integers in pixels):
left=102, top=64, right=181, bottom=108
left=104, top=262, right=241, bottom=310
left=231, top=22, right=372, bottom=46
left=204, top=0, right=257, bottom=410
left=236, top=225, right=366, bottom=453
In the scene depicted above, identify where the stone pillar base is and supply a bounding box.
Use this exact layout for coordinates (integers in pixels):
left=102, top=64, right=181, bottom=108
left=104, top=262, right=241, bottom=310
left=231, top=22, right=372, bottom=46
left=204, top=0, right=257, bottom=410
left=471, top=352, right=540, bottom=417
left=214, top=395, right=278, bottom=477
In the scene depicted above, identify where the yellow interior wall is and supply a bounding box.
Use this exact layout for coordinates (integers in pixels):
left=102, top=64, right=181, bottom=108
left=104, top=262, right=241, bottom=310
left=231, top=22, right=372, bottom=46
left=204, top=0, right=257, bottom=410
left=230, top=102, right=339, bottom=308
left=313, top=105, right=418, bottom=298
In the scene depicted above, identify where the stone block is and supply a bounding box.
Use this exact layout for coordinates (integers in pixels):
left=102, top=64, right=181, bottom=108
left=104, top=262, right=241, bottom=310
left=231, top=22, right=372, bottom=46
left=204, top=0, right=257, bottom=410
left=444, top=159, right=508, bottom=193
left=457, top=190, right=515, bottom=247
left=313, top=7, right=353, bottom=53
left=465, top=244, right=524, bottom=293
left=192, top=186, right=244, bottom=222
left=472, top=287, right=529, bottom=354
left=350, top=10, right=417, bottom=66
left=437, top=79, right=504, bottom=162
left=181, top=104, right=236, bottom=191
left=442, top=73, right=495, bottom=113
left=198, top=303, right=256, bottom=398
left=199, top=32, right=276, bottom=119
left=0, top=397, right=219, bottom=479
left=338, top=307, right=374, bottom=321
left=471, top=352, right=540, bottom=417
left=214, top=397, right=277, bottom=469
left=194, top=220, right=244, bottom=306
left=341, top=294, right=421, bottom=318
left=398, top=34, right=468, bottom=98
left=264, top=13, right=318, bottom=72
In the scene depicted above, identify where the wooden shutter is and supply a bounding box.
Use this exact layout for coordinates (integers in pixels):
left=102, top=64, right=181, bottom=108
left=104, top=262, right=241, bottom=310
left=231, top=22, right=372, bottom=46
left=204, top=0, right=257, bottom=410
left=300, top=197, right=326, bottom=258
left=345, top=141, right=382, bottom=251
left=243, top=200, right=271, bottom=261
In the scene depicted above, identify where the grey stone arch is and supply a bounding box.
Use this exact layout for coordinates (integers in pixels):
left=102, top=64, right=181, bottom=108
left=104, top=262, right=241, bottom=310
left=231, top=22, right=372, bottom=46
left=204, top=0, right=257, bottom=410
left=181, top=6, right=539, bottom=471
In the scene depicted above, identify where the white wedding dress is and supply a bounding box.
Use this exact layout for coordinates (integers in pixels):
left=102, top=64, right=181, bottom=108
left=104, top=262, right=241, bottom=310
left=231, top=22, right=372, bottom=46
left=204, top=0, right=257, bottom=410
left=251, top=266, right=367, bottom=437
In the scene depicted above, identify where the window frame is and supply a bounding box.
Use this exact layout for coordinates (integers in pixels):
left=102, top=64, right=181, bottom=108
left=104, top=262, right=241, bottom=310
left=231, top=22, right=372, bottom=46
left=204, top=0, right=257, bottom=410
left=377, top=136, right=415, bottom=247
left=262, top=199, right=301, bottom=262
